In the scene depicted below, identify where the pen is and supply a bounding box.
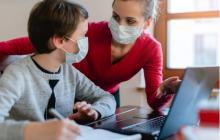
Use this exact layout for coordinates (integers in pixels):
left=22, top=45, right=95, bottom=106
left=49, top=108, right=81, bottom=136
left=49, top=108, right=65, bottom=120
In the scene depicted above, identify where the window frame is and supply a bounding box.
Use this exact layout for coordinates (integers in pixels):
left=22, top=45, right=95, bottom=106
left=154, top=0, right=220, bottom=80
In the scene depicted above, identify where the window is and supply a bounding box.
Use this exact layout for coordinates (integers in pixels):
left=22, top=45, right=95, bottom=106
left=168, top=0, right=220, bottom=13
left=167, top=18, right=219, bottom=68
left=155, top=0, right=220, bottom=78
left=194, top=33, right=218, bottom=66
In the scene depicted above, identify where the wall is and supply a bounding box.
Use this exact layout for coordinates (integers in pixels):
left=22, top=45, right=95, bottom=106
left=0, top=0, right=38, bottom=40
left=0, top=0, right=113, bottom=40
left=76, top=0, right=113, bottom=22
left=0, top=0, right=151, bottom=108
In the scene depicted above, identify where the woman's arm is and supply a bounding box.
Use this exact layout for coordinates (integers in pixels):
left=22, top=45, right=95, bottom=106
left=0, top=37, right=34, bottom=55
left=143, top=44, right=173, bottom=110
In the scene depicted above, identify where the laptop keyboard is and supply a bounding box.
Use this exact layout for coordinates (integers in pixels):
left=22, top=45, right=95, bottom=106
left=126, top=116, right=166, bottom=134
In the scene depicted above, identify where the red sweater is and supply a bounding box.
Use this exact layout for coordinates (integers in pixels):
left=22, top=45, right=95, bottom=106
left=0, top=22, right=172, bottom=110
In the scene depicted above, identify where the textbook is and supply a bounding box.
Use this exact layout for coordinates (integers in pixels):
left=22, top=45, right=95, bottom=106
left=76, top=125, right=142, bottom=140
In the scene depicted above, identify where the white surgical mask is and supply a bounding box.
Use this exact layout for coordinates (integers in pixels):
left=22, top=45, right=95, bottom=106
left=108, top=17, right=143, bottom=44
left=64, top=37, right=89, bottom=64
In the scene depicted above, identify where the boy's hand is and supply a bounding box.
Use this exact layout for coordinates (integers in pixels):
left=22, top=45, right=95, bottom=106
left=24, top=119, right=80, bottom=140
left=69, top=101, right=99, bottom=122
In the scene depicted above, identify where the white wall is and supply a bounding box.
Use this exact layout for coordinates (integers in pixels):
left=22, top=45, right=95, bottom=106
left=0, top=0, right=113, bottom=40
left=0, top=0, right=38, bottom=40
left=75, top=0, right=113, bottom=22
left=0, top=0, right=150, bottom=108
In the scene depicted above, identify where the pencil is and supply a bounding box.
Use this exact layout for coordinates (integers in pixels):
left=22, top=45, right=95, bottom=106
left=49, top=108, right=81, bottom=136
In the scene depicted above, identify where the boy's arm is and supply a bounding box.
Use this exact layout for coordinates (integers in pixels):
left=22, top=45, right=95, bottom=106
left=74, top=68, right=116, bottom=118
left=0, top=64, right=27, bottom=140
left=0, top=37, right=34, bottom=55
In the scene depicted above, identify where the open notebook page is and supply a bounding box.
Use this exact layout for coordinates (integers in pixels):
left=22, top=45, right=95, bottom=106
left=76, top=125, right=142, bottom=140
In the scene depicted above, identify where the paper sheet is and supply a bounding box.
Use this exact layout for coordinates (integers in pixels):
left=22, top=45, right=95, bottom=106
left=76, top=125, right=142, bottom=140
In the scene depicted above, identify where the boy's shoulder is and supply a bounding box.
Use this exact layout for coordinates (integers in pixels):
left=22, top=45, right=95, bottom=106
left=62, top=63, right=78, bottom=73
left=9, top=55, right=30, bottom=65
left=62, top=63, right=87, bottom=79
left=3, top=56, right=31, bottom=73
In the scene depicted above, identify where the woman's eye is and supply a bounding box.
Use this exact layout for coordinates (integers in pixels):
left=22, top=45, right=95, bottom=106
left=127, top=19, right=136, bottom=25
left=113, top=15, right=120, bottom=22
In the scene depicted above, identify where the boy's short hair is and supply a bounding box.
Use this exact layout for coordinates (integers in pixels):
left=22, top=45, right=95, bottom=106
left=28, top=0, right=88, bottom=54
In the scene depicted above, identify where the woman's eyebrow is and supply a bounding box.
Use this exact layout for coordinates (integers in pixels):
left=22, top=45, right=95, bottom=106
left=112, top=11, right=119, bottom=16
left=126, top=17, right=137, bottom=21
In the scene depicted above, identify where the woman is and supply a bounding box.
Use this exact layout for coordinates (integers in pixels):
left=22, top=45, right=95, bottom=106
left=0, top=0, right=179, bottom=109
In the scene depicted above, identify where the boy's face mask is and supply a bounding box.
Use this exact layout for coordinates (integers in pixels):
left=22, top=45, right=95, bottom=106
left=62, top=37, right=89, bottom=64
left=108, top=17, right=144, bottom=45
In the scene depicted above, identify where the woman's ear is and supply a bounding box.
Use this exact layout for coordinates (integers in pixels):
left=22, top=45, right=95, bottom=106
left=143, top=17, right=152, bottom=30
left=51, top=35, right=65, bottom=49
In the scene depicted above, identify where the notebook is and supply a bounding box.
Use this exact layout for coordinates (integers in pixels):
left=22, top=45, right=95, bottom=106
left=76, top=125, right=141, bottom=140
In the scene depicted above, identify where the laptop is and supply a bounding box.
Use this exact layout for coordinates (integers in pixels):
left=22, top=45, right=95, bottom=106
left=88, top=67, right=219, bottom=140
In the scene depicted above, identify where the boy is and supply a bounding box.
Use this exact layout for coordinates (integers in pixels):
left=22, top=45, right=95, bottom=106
left=0, top=0, right=116, bottom=140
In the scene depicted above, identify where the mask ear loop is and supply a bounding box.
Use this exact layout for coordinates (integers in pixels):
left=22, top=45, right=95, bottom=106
left=66, top=36, right=81, bottom=51
left=64, top=36, right=77, bottom=43
left=63, top=36, right=80, bottom=53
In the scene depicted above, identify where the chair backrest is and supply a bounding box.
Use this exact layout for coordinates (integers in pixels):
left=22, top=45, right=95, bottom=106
left=0, top=55, right=26, bottom=77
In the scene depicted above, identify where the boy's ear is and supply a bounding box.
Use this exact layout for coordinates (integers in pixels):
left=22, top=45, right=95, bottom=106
left=52, top=35, right=65, bottom=49
left=143, top=17, right=152, bottom=30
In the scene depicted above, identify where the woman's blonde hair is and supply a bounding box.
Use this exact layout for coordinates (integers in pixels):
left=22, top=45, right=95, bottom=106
left=112, top=0, right=159, bottom=21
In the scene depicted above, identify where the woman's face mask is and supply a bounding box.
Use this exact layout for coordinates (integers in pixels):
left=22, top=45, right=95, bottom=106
left=63, top=37, right=89, bottom=64
left=108, top=17, right=144, bottom=44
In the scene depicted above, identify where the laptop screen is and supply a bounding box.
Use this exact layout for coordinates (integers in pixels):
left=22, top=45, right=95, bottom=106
left=159, top=67, right=219, bottom=139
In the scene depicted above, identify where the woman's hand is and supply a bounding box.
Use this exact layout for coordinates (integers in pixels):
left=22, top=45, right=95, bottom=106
left=156, top=76, right=181, bottom=98
left=24, top=119, right=80, bottom=140
left=69, top=101, right=99, bottom=123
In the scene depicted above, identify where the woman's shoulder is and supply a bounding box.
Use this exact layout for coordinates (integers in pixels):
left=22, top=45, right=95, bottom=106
left=88, top=21, right=108, bottom=29
left=139, top=32, right=161, bottom=47
left=87, top=21, right=109, bottom=35
left=134, top=33, right=162, bottom=57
